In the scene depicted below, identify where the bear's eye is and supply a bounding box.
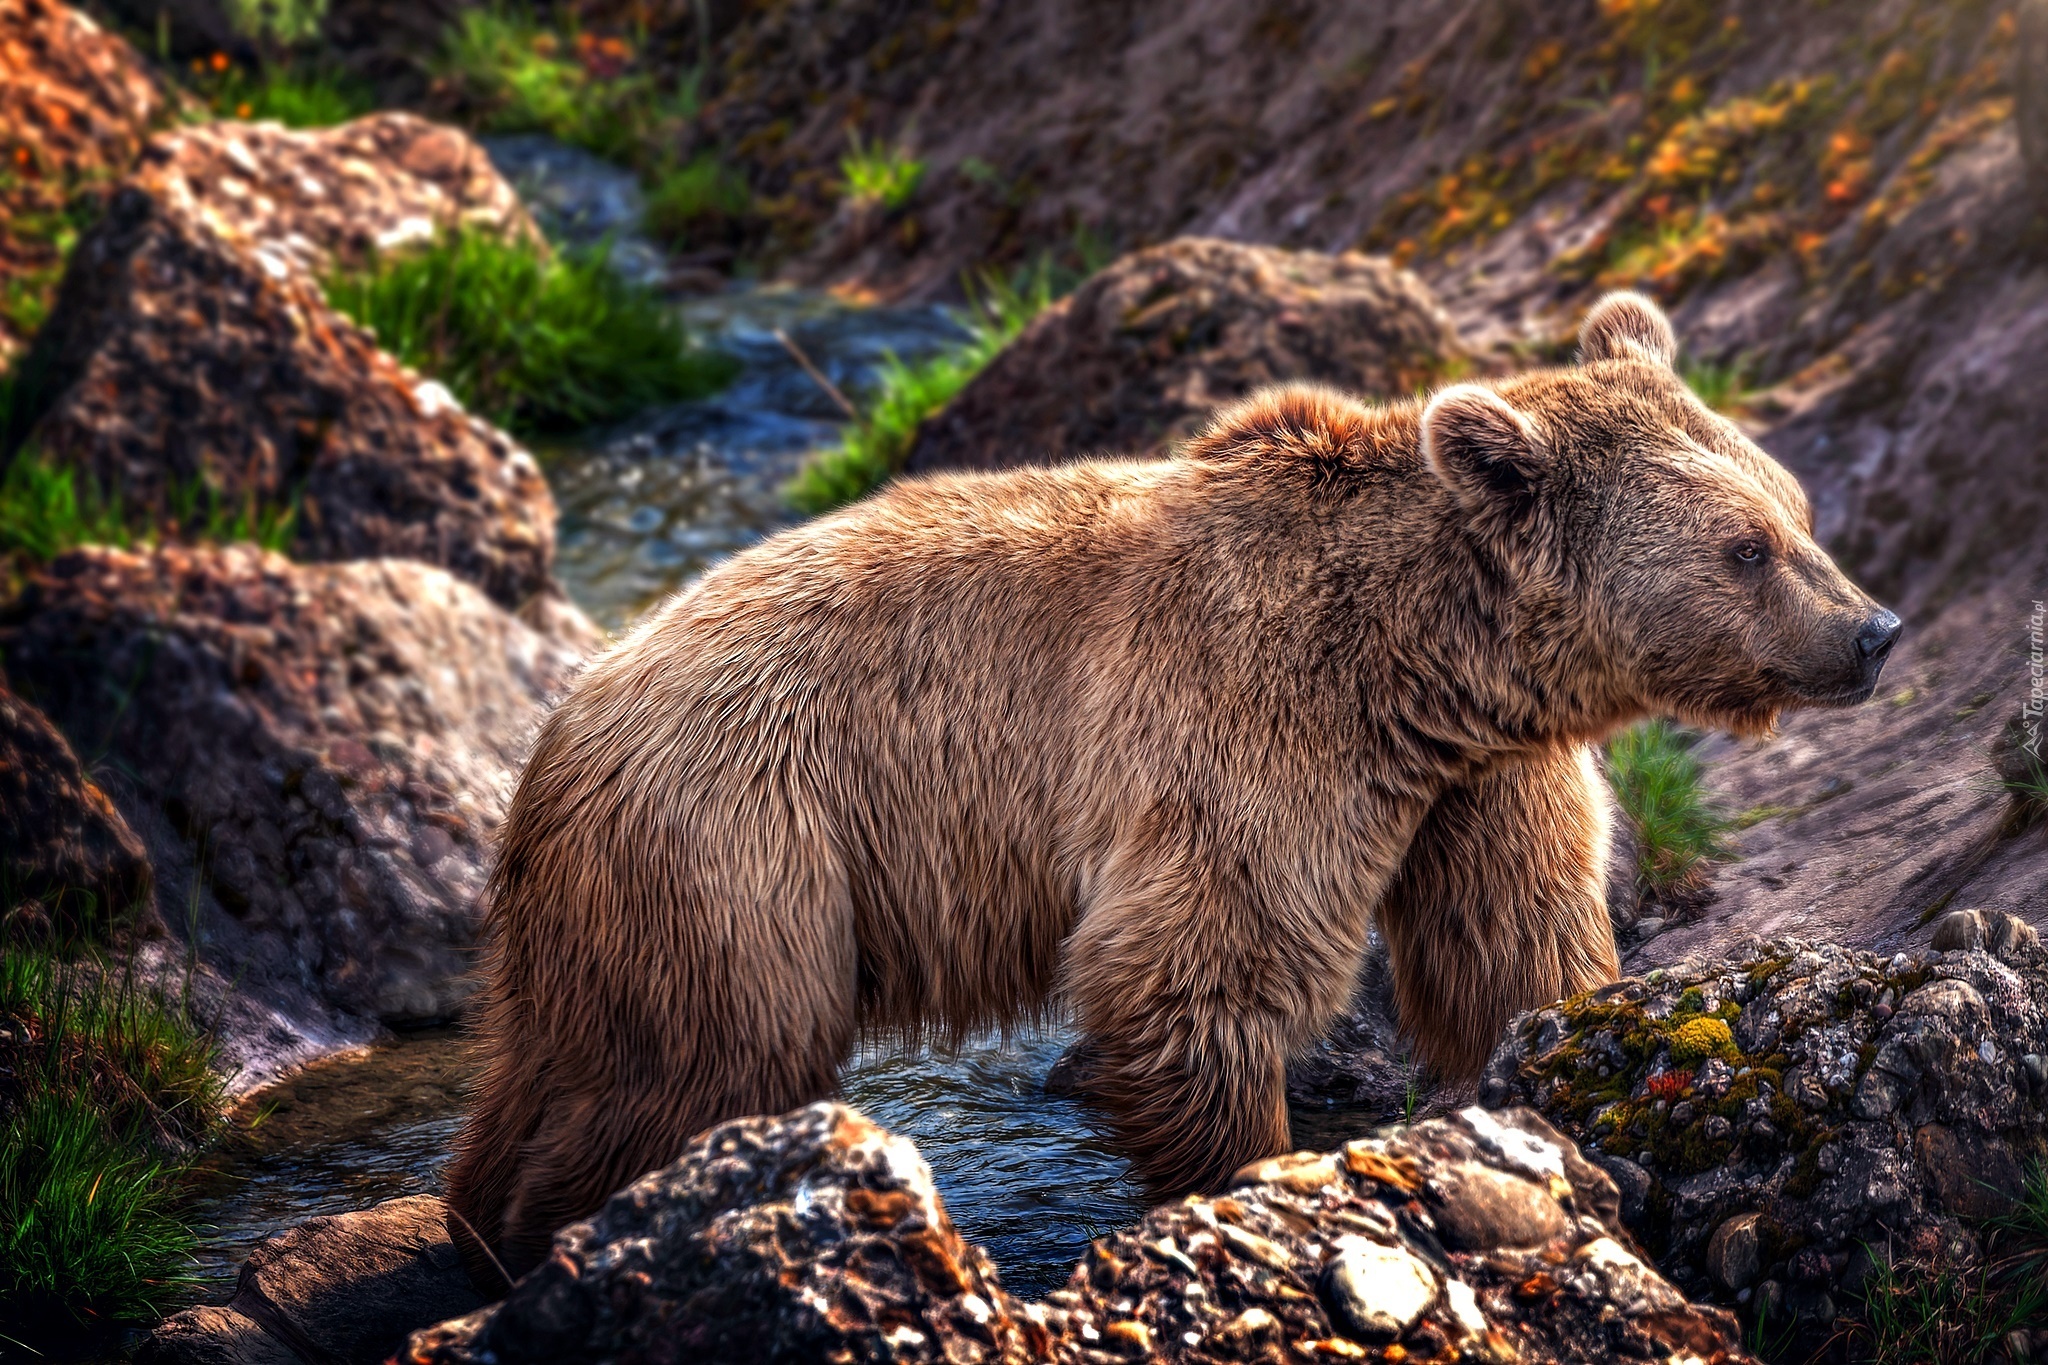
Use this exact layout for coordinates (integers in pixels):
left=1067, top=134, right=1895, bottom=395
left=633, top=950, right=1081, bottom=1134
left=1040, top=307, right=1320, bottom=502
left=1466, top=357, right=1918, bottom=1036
left=1731, top=538, right=1767, bottom=565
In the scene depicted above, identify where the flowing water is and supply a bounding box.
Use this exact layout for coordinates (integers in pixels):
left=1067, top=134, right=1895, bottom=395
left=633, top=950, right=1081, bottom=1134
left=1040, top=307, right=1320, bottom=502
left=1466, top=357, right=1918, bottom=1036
left=183, top=144, right=1390, bottom=1312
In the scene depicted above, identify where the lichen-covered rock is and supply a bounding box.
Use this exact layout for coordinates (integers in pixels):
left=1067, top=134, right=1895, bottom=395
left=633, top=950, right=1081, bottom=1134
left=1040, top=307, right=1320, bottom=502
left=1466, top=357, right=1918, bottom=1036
left=0, top=669, right=153, bottom=937
left=6, top=114, right=556, bottom=608
left=1038, top=1105, right=1750, bottom=1364
left=902, top=239, right=1464, bottom=473
left=402, top=1103, right=1050, bottom=1365
left=402, top=1103, right=1746, bottom=1364
left=0, top=0, right=166, bottom=363
left=140, top=1195, right=483, bottom=1365
left=0, top=545, right=593, bottom=1036
left=1480, top=931, right=2048, bottom=1345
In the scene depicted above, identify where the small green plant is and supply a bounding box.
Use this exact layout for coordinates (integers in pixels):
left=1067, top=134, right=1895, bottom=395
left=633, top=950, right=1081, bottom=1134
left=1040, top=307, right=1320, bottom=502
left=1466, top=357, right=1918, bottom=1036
left=1667, top=1015, right=1737, bottom=1065
left=2000, top=746, right=2048, bottom=832
left=0, top=449, right=298, bottom=564
left=1679, top=352, right=1752, bottom=413
left=645, top=154, right=751, bottom=248
left=323, top=228, right=733, bottom=434
left=190, top=62, right=375, bottom=128
left=839, top=132, right=926, bottom=213
left=785, top=263, right=1055, bottom=515
left=1605, top=720, right=1731, bottom=903
left=1848, top=1195, right=2048, bottom=1365
left=0, top=449, right=131, bottom=562
left=0, top=943, right=227, bottom=1350
left=223, top=0, right=327, bottom=47
left=434, top=7, right=698, bottom=169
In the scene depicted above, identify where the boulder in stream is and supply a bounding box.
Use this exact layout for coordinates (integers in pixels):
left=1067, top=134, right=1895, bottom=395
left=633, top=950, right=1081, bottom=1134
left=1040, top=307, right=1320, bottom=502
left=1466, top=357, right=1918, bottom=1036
left=903, top=238, right=1466, bottom=474
left=5, top=113, right=558, bottom=609
left=396, top=1101, right=1746, bottom=1364
left=140, top=1195, right=483, bottom=1365
left=0, top=545, right=593, bottom=1074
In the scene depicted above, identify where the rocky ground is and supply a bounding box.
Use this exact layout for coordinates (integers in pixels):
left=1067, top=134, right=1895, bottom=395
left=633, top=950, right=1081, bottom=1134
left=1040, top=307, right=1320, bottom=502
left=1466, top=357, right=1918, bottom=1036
left=1, top=0, right=601, bottom=1092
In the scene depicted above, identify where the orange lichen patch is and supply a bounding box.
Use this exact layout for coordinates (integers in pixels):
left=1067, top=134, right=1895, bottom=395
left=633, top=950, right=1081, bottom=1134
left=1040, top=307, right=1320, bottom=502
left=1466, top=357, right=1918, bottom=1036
left=1342, top=1142, right=1423, bottom=1192
left=844, top=1185, right=915, bottom=1229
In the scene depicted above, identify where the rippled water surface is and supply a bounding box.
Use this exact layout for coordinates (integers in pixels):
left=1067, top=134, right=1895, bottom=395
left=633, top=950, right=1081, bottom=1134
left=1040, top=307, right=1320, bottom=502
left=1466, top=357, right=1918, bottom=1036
left=546, top=290, right=968, bottom=629
left=185, top=1027, right=1146, bottom=1302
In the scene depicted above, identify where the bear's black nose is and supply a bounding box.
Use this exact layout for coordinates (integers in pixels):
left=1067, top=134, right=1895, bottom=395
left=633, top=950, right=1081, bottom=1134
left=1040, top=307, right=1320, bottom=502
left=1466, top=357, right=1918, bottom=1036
left=1856, top=609, right=1903, bottom=674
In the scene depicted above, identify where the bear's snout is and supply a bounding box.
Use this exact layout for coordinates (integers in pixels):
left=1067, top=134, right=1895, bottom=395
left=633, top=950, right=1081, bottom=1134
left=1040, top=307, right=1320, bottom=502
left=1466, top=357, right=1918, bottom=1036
left=1855, top=609, right=1903, bottom=680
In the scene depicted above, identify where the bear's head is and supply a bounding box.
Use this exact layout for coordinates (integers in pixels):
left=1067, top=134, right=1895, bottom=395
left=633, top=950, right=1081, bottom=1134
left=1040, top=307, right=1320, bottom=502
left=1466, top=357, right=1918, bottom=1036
left=1423, top=291, right=1899, bottom=738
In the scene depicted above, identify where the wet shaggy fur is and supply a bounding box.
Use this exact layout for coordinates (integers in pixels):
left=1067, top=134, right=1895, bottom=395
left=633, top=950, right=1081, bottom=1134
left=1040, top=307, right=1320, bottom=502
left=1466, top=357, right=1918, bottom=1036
left=445, top=294, right=1894, bottom=1286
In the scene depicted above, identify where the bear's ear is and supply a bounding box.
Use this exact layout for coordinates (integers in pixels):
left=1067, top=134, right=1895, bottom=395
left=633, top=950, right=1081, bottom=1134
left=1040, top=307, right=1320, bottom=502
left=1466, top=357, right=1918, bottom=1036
left=1578, top=291, right=1677, bottom=367
left=1423, top=384, right=1549, bottom=516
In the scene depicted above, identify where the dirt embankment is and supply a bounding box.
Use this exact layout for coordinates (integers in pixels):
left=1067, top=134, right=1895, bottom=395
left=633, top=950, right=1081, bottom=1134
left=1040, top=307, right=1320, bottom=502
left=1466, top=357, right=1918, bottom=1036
left=675, top=0, right=2047, bottom=955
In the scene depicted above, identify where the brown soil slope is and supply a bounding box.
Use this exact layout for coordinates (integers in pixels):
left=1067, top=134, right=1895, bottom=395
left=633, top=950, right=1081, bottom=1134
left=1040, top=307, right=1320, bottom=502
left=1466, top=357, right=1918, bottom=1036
left=688, top=0, right=2046, bottom=952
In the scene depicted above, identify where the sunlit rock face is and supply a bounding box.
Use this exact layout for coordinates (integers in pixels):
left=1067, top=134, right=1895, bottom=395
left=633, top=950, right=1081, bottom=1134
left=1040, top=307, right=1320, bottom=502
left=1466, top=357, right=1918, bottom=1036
left=0, top=544, right=593, bottom=1051
left=7, top=113, right=558, bottom=609
left=902, top=237, right=1466, bottom=476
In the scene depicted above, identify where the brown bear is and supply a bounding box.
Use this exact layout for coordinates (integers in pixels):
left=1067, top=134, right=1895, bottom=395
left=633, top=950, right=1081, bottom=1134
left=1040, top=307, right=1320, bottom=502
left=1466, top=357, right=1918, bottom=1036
left=444, top=292, right=1900, bottom=1287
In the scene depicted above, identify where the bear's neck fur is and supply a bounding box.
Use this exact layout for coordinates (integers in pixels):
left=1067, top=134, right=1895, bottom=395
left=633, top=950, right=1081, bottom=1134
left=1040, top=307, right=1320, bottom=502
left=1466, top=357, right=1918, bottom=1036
left=1168, top=384, right=1635, bottom=782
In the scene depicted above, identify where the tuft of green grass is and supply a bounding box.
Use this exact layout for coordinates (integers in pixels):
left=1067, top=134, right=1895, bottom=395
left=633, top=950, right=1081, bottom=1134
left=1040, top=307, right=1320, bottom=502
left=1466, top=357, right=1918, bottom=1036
left=645, top=153, right=751, bottom=249
left=1605, top=720, right=1732, bottom=902
left=433, top=7, right=698, bottom=170
left=839, top=131, right=925, bottom=213
left=2001, top=747, right=2048, bottom=833
left=199, top=64, right=375, bottom=128
left=784, top=264, right=1054, bottom=515
left=1846, top=1172, right=2048, bottom=1365
left=1679, top=353, right=1753, bottom=413
left=0, top=448, right=298, bottom=565
left=0, top=449, right=132, bottom=562
left=222, top=0, right=327, bottom=48
left=0, top=942, right=227, bottom=1350
left=323, top=228, right=733, bottom=435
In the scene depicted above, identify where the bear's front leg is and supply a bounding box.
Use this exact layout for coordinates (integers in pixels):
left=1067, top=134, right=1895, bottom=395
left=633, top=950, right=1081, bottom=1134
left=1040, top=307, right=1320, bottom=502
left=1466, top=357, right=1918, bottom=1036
left=1059, top=864, right=1348, bottom=1192
left=1375, top=743, right=1620, bottom=1079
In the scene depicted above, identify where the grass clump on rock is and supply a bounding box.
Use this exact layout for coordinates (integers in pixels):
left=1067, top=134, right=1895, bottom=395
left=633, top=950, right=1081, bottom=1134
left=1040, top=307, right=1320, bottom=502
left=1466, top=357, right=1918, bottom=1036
left=1605, top=719, right=1731, bottom=907
left=0, top=447, right=298, bottom=575
left=1851, top=1161, right=2048, bottom=1365
left=323, top=228, right=733, bottom=435
left=0, top=940, right=226, bottom=1351
left=784, top=265, right=1055, bottom=515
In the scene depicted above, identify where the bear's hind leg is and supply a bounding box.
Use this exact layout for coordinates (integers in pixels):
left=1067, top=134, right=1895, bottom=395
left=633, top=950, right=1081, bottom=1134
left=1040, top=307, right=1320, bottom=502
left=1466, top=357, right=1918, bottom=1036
left=1376, top=744, right=1619, bottom=1080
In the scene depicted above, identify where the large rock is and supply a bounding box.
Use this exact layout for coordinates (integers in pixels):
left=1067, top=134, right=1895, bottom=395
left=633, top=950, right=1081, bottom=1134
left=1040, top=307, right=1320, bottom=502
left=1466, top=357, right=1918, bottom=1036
left=1040, top=1106, right=1749, bottom=1364
left=401, top=1101, right=1746, bottom=1364
left=140, top=1195, right=483, bottom=1365
left=1480, top=929, right=2048, bottom=1348
left=0, top=545, right=592, bottom=1045
left=406, top=1102, right=1050, bottom=1365
left=903, top=239, right=1464, bottom=473
left=0, top=667, right=153, bottom=937
left=6, top=114, right=557, bottom=609
left=0, top=0, right=165, bottom=363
